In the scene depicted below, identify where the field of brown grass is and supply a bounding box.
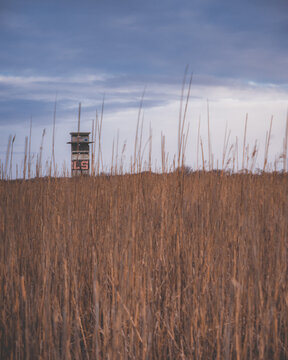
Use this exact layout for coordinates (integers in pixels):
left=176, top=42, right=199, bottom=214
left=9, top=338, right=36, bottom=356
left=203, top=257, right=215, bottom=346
left=1, top=171, right=288, bottom=359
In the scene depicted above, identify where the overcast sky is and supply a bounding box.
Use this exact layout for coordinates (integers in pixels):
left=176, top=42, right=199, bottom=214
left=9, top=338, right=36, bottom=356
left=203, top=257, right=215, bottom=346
left=0, top=0, right=287, bottom=175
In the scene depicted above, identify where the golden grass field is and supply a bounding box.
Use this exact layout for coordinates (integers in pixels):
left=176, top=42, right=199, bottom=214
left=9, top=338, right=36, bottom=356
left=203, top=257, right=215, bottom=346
left=1, top=170, right=288, bottom=359
left=1, top=86, right=288, bottom=358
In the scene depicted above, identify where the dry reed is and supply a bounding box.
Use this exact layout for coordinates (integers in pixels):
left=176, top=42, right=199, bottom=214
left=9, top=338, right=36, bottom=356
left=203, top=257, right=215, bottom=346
left=0, top=170, right=287, bottom=359
left=1, top=85, right=288, bottom=358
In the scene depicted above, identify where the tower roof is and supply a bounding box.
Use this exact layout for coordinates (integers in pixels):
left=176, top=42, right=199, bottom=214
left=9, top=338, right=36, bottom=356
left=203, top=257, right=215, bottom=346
left=69, top=132, right=91, bottom=136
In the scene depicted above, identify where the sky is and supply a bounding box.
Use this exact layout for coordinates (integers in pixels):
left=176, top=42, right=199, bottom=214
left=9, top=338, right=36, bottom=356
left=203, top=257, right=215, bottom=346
left=0, top=0, right=288, bottom=176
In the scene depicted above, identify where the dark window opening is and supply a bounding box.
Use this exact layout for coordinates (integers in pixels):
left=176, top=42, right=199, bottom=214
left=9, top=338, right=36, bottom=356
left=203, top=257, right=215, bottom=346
left=72, top=143, right=89, bottom=152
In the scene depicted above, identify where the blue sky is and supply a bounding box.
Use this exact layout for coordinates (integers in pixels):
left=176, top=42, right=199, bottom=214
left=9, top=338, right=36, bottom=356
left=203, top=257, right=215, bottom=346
left=0, top=0, right=288, bottom=175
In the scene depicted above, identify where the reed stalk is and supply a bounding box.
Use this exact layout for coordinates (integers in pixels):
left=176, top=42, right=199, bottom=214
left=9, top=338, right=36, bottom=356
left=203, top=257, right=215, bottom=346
left=4, top=135, right=12, bottom=180
left=263, top=116, right=273, bottom=171
left=242, top=114, right=248, bottom=171
left=28, top=118, right=32, bottom=179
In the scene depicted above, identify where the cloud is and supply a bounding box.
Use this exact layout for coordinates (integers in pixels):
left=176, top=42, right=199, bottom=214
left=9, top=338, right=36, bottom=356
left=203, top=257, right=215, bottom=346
left=1, top=70, right=287, bottom=171
left=0, top=74, right=109, bottom=86
left=1, top=0, right=287, bottom=174
left=1, top=0, right=287, bottom=82
left=0, top=71, right=287, bottom=121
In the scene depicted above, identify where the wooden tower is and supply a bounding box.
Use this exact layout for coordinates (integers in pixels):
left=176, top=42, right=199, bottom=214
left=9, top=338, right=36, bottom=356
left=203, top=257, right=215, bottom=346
left=67, top=132, right=92, bottom=176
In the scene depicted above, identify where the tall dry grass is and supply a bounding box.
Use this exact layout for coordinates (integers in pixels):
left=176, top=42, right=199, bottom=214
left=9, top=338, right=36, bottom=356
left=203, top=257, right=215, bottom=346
left=1, top=80, right=288, bottom=358
left=0, top=170, right=288, bottom=359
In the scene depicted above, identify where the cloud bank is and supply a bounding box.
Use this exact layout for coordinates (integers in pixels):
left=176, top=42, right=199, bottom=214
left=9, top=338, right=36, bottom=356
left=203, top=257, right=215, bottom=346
left=0, top=0, right=287, bottom=174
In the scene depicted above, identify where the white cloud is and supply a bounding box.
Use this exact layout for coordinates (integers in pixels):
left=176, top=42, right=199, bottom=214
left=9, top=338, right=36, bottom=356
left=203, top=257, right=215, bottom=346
left=1, top=72, right=287, bottom=175
left=0, top=73, right=109, bottom=86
